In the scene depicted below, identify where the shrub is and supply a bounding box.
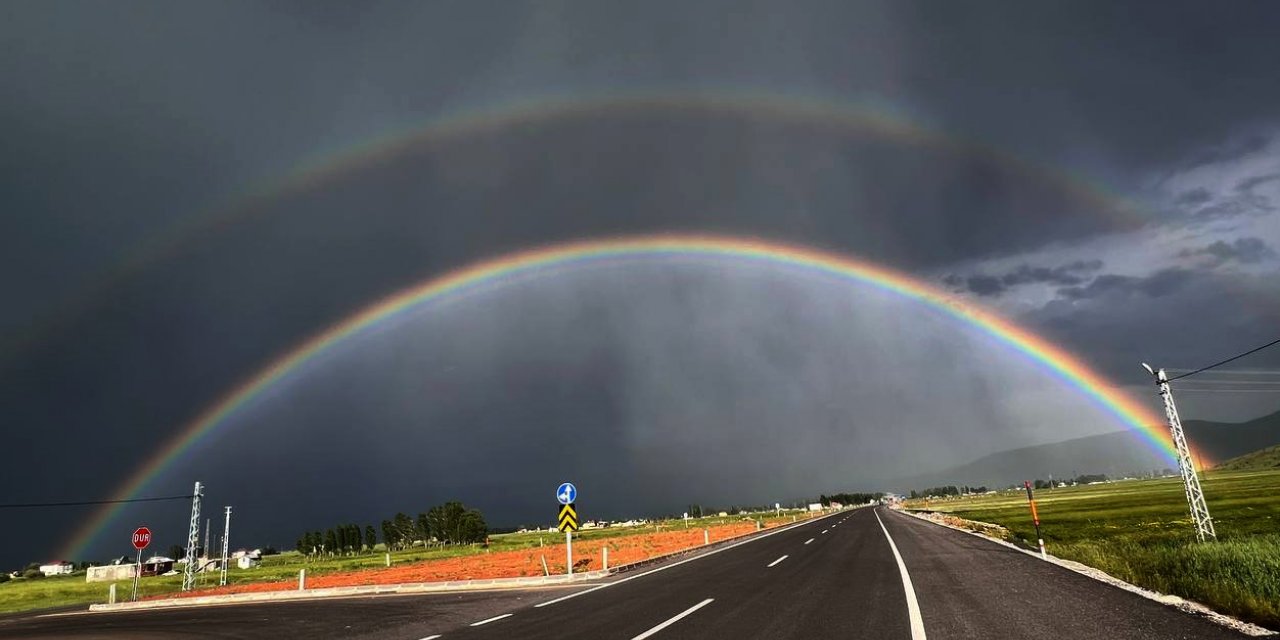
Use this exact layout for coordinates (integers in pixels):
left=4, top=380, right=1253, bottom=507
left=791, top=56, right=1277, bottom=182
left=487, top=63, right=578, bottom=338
left=21, top=569, right=43, bottom=579
left=0, top=573, right=10, bottom=583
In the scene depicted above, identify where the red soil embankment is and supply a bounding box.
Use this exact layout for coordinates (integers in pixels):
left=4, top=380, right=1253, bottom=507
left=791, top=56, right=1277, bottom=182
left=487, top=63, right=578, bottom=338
left=154, top=518, right=795, bottom=599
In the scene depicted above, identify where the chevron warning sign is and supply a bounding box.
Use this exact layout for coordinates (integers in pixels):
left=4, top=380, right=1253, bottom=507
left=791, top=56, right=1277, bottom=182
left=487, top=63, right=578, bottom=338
left=558, top=502, right=578, bottom=532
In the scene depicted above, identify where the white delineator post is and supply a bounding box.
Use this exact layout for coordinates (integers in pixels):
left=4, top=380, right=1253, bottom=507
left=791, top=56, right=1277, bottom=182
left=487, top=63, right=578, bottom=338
left=108, top=583, right=116, bottom=604
left=565, top=531, right=573, bottom=576
left=602, top=546, right=608, bottom=571
left=1144, top=363, right=1217, bottom=542
left=703, top=529, right=709, bottom=545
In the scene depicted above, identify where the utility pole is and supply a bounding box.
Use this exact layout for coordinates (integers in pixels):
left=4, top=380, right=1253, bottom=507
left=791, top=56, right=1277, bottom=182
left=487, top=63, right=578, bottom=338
left=1143, top=364, right=1216, bottom=541
left=181, top=481, right=203, bottom=591
left=220, top=506, right=232, bottom=586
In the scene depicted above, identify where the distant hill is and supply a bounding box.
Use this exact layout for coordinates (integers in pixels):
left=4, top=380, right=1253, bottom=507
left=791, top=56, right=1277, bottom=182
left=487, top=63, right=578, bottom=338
left=889, top=408, right=1280, bottom=492
left=1215, top=444, right=1280, bottom=471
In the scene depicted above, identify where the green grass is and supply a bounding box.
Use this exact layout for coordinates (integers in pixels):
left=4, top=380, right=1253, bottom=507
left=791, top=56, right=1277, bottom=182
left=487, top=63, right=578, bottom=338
left=0, top=510, right=802, bottom=614
left=908, top=470, right=1280, bottom=629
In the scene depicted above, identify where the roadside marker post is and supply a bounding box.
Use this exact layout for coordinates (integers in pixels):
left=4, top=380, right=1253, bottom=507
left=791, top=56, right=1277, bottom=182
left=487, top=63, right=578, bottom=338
left=1023, top=481, right=1047, bottom=560
left=556, top=482, right=579, bottom=576
left=602, top=546, right=608, bottom=571
left=108, top=583, right=116, bottom=604
left=704, top=528, right=709, bottom=545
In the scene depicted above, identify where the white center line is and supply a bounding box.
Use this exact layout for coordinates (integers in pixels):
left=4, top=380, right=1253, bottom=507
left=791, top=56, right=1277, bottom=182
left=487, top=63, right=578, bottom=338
left=875, top=510, right=927, bottom=640
left=631, top=598, right=715, bottom=640
left=767, top=554, right=789, bottom=567
left=822, top=529, right=829, bottom=534
left=418, top=636, right=442, bottom=640
left=804, top=538, right=815, bottom=545
left=534, top=510, right=841, bottom=609
left=470, top=613, right=513, bottom=627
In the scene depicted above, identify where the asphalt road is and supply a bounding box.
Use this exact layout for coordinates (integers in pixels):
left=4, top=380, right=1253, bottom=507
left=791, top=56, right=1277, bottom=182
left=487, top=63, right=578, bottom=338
left=0, top=508, right=1258, bottom=639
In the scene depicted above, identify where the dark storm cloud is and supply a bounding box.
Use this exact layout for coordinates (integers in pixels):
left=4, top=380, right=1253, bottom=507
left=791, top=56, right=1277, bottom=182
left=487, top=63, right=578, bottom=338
left=4, top=0, right=1280, bottom=568
left=1174, top=188, right=1214, bottom=206
left=1178, top=237, right=1277, bottom=266
left=944, top=259, right=1104, bottom=297
left=1236, top=173, right=1280, bottom=193
left=1056, top=268, right=1194, bottom=301
left=1178, top=134, right=1272, bottom=172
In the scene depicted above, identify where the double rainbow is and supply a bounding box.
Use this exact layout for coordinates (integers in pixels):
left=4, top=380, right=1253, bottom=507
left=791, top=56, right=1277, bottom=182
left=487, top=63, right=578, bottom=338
left=59, top=235, right=1174, bottom=559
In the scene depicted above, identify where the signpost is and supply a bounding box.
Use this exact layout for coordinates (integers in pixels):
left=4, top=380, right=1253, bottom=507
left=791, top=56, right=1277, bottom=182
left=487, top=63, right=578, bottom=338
left=556, top=483, right=578, bottom=575
left=131, top=526, right=151, bottom=601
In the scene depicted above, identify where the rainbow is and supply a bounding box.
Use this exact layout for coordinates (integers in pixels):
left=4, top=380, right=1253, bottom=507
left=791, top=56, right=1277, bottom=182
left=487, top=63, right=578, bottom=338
left=59, top=234, right=1176, bottom=559
left=4, top=87, right=1147, bottom=364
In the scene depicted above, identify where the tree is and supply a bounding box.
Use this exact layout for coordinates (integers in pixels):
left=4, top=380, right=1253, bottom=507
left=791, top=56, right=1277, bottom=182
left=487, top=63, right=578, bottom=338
left=393, top=512, right=415, bottom=548
left=296, top=538, right=307, bottom=554
left=365, top=525, right=377, bottom=550
left=324, top=529, right=338, bottom=555
left=381, top=520, right=394, bottom=550
left=167, top=544, right=185, bottom=560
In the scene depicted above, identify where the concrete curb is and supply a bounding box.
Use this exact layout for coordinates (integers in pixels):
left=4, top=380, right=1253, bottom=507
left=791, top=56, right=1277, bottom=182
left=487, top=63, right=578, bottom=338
left=88, top=570, right=609, bottom=612
left=86, top=514, right=829, bottom=614
left=898, top=508, right=1276, bottom=638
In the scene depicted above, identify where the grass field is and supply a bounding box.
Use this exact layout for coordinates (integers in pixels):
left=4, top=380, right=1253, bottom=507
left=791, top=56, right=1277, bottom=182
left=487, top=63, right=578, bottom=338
left=0, top=511, right=804, bottom=615
left=906, top=469, right=1280, bottom=629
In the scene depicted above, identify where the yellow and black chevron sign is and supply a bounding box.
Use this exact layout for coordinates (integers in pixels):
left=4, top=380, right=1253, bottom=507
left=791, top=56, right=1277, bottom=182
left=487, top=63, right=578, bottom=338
left=558, top=502, right=578, bottom=532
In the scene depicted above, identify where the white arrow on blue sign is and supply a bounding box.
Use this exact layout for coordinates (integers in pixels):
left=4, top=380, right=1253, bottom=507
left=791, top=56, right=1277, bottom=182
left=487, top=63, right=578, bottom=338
left=557, top=482, right=577, bottom=505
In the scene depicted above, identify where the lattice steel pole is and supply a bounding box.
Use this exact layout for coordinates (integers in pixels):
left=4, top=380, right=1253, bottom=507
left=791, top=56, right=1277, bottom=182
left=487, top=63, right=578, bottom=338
left=181, top=482, right=203, bottom=591
left=1143, top=364, right=1216, bottom=542
left=220, top=506, right=232, bottom=586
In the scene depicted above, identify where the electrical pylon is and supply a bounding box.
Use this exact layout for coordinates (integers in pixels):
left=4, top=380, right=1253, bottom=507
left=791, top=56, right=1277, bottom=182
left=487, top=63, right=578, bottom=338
left=181, top=481, right=203, bottom=591
left=1144, top=364, right=1216, bottom=542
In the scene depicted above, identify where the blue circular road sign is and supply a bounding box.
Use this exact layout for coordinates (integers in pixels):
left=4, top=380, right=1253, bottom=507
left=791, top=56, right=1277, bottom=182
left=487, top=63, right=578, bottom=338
left=556, top=482, right=577, bottom=505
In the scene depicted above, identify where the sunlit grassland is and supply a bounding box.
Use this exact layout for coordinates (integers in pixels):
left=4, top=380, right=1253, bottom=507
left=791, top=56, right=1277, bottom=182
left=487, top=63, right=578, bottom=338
left=907, top=470, right=1280, bottom=629
left=0, top=511, right=806, bottom=614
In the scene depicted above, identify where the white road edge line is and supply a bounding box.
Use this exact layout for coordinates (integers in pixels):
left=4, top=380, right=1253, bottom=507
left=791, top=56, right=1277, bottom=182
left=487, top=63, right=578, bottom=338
left=804, top=538, right=814, bottom=545
left=470, top=613, right=513, bottom=627
left=875, top=510, right=927, bottom=640
left=631, top=598, right=715, bottom=640
left=533, top=510, right=843, bottom=609
left=767, top=555, right=789, bottom=568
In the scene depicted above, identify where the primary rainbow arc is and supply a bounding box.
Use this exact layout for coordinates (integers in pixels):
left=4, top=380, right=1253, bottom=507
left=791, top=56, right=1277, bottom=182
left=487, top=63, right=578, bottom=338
left=59, top=234, right=1176, bottom=559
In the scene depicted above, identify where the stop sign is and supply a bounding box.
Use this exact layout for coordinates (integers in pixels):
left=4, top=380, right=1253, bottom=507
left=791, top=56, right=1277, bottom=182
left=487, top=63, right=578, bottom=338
left=132, top=527, right=152, bottom=550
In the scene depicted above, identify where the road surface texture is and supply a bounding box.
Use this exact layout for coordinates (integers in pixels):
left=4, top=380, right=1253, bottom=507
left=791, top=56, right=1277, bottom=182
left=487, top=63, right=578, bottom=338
left=0, top=508, right=1258, bottom=639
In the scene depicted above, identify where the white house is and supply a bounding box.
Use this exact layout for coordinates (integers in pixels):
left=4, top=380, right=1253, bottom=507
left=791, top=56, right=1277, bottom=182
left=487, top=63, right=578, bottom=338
left=38, top=561, right=75, bottom=576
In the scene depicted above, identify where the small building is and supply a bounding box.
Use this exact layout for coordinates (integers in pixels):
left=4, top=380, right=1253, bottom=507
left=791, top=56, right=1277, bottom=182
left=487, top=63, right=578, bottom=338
left=141, top=556, right=175, bottom=577
left=807, top=503, right=823, bottom=512
left=236, top=555, right=259, bottom=570
left=87, top=564, right=135, bottom=583
left=38, top=561, right=75, bottom=576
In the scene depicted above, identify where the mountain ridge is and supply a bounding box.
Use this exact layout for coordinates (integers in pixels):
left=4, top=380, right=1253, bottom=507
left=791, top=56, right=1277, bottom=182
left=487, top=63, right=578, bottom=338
left=888, top=408, right=1280, bottom=491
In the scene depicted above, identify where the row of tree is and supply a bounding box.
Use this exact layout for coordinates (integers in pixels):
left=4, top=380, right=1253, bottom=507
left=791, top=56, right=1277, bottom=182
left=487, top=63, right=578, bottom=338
left=819, top=492, right=884, bottom=506
left=908, top=485, right=989, bottom=499
left=296, top=502, right=488, bottom=556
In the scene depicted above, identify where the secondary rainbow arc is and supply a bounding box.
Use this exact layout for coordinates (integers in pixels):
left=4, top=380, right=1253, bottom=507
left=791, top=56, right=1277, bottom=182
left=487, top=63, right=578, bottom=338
left=59, top=234, right=1176, bottom=559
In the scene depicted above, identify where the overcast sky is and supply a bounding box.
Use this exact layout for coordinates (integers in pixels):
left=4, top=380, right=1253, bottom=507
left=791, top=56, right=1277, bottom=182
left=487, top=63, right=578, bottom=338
left=2, top=1, right=1278, bottom=567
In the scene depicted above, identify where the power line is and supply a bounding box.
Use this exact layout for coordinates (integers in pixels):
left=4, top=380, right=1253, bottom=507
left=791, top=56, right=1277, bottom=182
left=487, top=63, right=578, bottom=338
left=1171, top=387, right=1280, bottom=394
left=1167, top=337, right=1280, bottom=381
left=0, top=494, right=191, bottom=509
